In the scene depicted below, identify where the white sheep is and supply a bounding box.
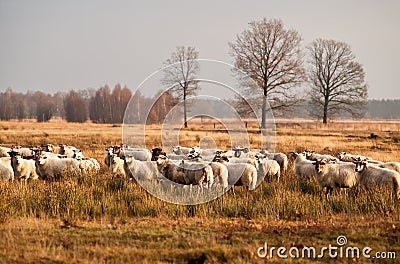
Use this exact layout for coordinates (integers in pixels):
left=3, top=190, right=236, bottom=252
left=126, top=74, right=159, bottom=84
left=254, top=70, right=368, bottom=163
left=109, top=154, right=126, bottom=178
left=261, top=151, right=288, bottom=172
left=120, top=147, right=151, bottom=161
left=35, top=156, right=81, bottom=181
left=216, top=158, right=257, bottom=190
left=231, top=146, right=250, bottom=158
left=0, top=163, right=14, bottom=181
left=0, top=145, right=11, bottom=157
left=10, top=155, right=39, bottom=182
left=77, top=157, right=100, bottom=175
left=0, top=157, right=11, bottom=167
left=43, top=144, right=62, bottom=154
left=337, top=152, right=374, bottom=162
left=39, top=151, right=66, bottom=159
left=172, top=146, right=193, bottom=155
left=292, top=152, right=317, bottom=181
left=376, top=162, right=400, bottom=173
left=227, top=163, right=257, bottom=190
left=209, top=162, right=229, bottom=188
left=72, top=149, right=85, bottom=159
left=257, top=158, right=280, bottom=184
left=59, top=144, right=78, bottom=158
left=12, top=146, right=34, bottom=158
left=314, top=159, right=359, bottom=197
left=354, top=159, right=400, bottom=199
left=123, top=156, right=159, bottom=181
left=303, top=150, right=338, bottom=163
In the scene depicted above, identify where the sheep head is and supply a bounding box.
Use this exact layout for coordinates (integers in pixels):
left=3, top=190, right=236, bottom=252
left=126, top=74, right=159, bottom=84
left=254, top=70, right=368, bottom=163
left=314, top=158, right=328, bottom=174
left=354, top=158, right=368, bottom=172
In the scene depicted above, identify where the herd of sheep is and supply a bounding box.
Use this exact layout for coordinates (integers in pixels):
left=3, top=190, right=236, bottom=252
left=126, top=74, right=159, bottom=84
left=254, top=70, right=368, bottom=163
left=0, top=144, right=99, bottom=182
left=1, top=143, right=400, bottom=199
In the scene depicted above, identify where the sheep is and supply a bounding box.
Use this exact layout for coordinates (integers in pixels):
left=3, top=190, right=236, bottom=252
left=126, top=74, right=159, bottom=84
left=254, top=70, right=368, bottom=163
left=291, top=152, right=317, bottom=181
left=172, top=146, right=193, bottom=155
left=375, top=162, right=400, bottom=173
left=354, top=159, right=400, bottom=199
left=184, top=156, right=229, bottom=189
left=219, top=150, right=235, bottom=158
left=227, top=163, right=257, bottom=190
left=0, top=145, right=11, bottom=157
left=0, top=157, right=11, bottom=167
left=209, top=162, right=229, bottom=188
left=155, top=155, right=186, bottom=184
left=232, top=146, right=248, bottom=158
left=338, top=152, right=382, bottom=165
left=59, top=144, right=78, bottom=158
left=35, top=155, right=81, bottom=181
left=72, top=149, right=84, bottom=159
left=215, top=158, right=257, bottom=190
left=151, top=147, right=166, bottom=161
left=178, top=160, right=214, bottom=189
left=123, top=156, right=159, bottom=181
left=0, top=157, right=14, bottom=181
left=120, top=147, right=151, bottom=161
left=0, top=163, right=14, bottom=181
left=104, top=147, right=114, bottom=167
left=303, top=150, right=338, bottom=163
left=261, top=151, right=288, bottom=172
left=337, top=152, right=374, bottom=163
left=12, top=146, right=34, bottom=158
left=10, top=154, right=39, bottom=182
left=77, top=157, right=100, bottom=175
left=314, top=158, right=359, bottom=197
left=225, top=157, right=257, bottom=168
left=43, top=144, right=62, bottom=154
left=39, top=151, right=66, bottom=159
left=109, top=154, right=126, bottom=178
left=256, top=158, right=280, bottom=184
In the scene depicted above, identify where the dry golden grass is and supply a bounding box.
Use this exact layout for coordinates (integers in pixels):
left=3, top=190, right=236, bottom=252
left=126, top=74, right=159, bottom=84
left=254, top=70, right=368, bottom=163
left=0, top=119, right=399, bottom=263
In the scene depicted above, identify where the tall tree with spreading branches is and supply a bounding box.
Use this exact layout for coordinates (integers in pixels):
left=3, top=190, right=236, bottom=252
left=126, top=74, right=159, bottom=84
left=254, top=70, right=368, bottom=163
left=307, top=39, right=368, bottom=123
left=229, top=18, right=306, bottom=128
left=162, top=46, right=199, bottom=128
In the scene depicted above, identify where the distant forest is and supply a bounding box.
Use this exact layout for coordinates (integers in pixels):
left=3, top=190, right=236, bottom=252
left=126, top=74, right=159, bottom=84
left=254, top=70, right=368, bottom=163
left=0, top=86, right=399, bottom=122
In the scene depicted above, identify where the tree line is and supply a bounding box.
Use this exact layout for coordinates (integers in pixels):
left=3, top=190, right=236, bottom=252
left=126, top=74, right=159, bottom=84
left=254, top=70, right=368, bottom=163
left=0, top=85, right=177, bottom=124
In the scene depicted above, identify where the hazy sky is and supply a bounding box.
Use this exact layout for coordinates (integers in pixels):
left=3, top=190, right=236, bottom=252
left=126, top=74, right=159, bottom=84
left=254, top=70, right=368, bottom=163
left=1, top=0, right=399, bottom=99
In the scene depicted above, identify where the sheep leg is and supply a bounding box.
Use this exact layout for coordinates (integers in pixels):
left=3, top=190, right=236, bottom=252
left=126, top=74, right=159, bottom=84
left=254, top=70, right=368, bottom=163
left=325, top=187, right=333, bottom=199
left=230, top=186, right=236, bottom=196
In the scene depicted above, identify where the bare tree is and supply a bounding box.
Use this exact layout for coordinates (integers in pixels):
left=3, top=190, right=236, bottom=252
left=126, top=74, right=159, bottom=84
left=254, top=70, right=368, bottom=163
left=162, top=46, right=199, bottom=128
left=307, top=39, right=368, bottom=123
left=229, top=18, right=306, bottom=128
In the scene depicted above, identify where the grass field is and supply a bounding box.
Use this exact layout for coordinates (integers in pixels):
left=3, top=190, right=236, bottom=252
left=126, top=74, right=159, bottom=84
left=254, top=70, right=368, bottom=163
left=0, top=119, right=399, bottom=263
